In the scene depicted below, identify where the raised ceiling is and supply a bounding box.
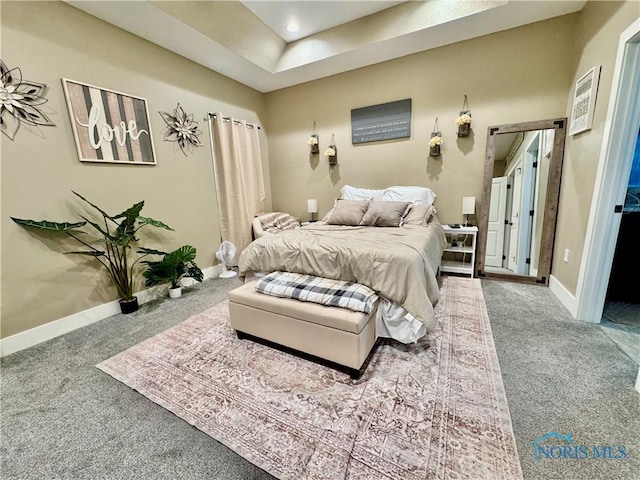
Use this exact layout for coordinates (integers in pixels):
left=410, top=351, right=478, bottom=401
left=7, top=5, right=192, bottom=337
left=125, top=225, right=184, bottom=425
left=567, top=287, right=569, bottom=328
left=66, top=0, right=586, bottom=93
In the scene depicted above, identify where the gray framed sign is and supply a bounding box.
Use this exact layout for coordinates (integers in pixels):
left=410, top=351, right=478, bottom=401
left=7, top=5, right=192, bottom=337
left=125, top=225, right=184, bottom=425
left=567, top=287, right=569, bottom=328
left=351, top=98, right=411, bottom=144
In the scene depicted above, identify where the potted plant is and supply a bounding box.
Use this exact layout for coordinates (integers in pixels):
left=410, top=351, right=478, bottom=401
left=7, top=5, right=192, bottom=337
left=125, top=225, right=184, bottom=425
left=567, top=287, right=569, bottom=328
left=429, top=133, right=443, bottom=156
left=307, top=122, right=319, bottom=154
left=456, top=95, right=472, bottom=137
left=325, top=134, right=337, bottom=166
left=11, top=191, right=173, bottom=314
left=455, top=112, right=472, bottom=137
left=139, top=245, right=204, bottom=298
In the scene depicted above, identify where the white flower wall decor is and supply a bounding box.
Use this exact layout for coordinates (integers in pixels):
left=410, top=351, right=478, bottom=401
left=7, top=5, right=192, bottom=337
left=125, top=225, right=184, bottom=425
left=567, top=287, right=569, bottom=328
left=0, top=60, right=55, bottom=140
left=158, top=103, right=203, bottom=156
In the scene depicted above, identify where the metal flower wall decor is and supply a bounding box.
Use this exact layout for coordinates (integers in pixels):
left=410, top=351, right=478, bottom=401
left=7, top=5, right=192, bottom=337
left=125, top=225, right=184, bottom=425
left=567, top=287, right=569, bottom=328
left=0, top=59, right=55, bottom=140
left=158, top=103, right=203, bottom=156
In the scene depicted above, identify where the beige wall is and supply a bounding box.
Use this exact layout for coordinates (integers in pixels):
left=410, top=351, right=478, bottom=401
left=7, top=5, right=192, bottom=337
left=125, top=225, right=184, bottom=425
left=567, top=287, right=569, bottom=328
left=265, top=15, right=576, bottom=226
left=552, top=0, right=637, bottom=294
left=0, top=1, right=271, bottom=338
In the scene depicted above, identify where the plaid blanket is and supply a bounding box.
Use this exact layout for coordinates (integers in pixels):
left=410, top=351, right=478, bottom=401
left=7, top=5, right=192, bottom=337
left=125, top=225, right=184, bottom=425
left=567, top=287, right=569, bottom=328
left=255, top=271, right=379, bottom=314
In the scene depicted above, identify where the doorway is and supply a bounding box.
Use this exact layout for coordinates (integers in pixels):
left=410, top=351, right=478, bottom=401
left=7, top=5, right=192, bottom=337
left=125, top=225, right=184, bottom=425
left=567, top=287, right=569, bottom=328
left=601, top=127, right=640, bottom=365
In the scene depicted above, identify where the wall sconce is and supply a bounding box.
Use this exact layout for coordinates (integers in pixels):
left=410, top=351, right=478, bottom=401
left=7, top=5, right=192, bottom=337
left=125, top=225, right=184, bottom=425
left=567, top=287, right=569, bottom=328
left=429, top=118, right=442, bottom=156
left=307, top=121, right=319, bottom=154
left=325, top=134, right=337, bottom=166
left=307, top=199, right=318, bottom=222
left=462, top=196, right=476, bottom=226
left=455, top=95, right=472, bottom=137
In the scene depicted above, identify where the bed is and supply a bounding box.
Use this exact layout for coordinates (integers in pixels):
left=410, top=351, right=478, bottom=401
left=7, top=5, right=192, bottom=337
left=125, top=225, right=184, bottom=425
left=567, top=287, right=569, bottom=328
left=238, top=186, right=447, bottom=344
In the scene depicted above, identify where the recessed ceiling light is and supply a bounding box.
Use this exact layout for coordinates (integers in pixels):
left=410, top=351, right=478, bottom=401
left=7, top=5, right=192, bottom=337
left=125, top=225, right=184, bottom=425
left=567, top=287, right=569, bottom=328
left=286, top=22, right=300, bottom=33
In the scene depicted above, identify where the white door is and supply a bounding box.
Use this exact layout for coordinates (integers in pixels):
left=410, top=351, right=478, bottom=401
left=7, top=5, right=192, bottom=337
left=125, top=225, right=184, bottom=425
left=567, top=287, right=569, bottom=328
left=507, top=157, right=524, bottom=272
left=486, top=176, right=508, bottom=267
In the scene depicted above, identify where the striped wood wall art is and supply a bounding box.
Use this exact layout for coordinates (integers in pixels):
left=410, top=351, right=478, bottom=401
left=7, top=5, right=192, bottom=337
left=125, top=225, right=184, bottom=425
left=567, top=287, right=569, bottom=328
left=61, top=78, right=156, bottom=165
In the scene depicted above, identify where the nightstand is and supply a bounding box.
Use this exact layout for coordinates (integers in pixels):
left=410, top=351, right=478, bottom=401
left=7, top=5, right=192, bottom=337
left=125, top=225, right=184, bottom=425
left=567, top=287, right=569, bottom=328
left=440, top=225, right=478, bottom=277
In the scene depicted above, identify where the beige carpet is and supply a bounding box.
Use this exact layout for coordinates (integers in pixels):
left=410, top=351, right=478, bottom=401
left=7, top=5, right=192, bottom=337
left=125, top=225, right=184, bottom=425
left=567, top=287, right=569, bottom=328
left=97, top=277, right=522, bottom=480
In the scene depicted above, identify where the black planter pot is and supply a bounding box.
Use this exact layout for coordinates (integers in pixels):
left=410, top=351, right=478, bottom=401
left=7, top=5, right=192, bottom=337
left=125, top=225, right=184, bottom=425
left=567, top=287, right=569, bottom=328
left=119, top=296, right=139, bottom=314
left=429, top=145, right=441, bottom=156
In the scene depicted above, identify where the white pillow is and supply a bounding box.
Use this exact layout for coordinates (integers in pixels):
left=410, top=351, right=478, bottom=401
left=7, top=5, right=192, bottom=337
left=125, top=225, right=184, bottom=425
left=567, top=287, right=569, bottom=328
left=381, top=186, right=437, bottom=205
left=340, top=184, right=384, bottom=201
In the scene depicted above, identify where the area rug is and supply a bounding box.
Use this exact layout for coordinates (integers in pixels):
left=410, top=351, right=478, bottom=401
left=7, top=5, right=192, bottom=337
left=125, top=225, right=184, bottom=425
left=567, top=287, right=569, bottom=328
left=97, top=277, right=523, bottom=480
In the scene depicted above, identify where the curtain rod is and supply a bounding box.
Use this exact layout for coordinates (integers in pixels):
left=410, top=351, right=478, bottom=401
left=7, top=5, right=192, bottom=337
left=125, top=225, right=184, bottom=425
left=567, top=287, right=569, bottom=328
left=207, top=112, right=261, bottom=130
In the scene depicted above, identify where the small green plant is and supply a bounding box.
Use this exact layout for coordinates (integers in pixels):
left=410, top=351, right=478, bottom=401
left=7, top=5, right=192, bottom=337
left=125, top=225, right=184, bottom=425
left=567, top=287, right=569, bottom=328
left=11, top=191, right=173, bottom=304
left=140, top=245, right=203, bottom=289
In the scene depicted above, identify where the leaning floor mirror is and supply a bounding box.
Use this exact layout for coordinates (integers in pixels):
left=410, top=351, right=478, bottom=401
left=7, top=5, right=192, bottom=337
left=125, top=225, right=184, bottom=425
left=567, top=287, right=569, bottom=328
left=476, top=118, right=567, bottom=284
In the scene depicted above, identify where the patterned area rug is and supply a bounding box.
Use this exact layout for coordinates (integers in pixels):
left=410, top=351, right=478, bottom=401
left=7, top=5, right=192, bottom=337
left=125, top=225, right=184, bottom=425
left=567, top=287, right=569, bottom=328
left=97, top=277, right=522, bottom=480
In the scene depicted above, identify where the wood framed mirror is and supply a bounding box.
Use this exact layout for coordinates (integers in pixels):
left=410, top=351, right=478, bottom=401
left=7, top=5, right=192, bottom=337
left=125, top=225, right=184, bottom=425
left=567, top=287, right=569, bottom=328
left=476, top=118, right=567, bottom=284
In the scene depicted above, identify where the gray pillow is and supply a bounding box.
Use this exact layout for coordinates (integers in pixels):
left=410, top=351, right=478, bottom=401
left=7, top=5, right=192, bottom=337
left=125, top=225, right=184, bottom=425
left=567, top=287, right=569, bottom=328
left=361, top=201, right=410, bottom=227
left=326, top=200, right=370, bottom=226
left=403, top=204, right=436, bottom=226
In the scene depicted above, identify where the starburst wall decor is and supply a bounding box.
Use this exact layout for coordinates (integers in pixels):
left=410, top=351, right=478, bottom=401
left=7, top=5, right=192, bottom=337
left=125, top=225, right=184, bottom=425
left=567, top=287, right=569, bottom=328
left=158, top=103, right=203, bottom=156
left=0, top=59, right=55, bottom=140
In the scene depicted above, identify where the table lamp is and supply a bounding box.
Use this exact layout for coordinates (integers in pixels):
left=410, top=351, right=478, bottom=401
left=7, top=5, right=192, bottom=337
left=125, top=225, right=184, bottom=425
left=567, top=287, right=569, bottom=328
left=462, top=196, right=475, bottom=226
left=307, top=199, right=318, bottom=222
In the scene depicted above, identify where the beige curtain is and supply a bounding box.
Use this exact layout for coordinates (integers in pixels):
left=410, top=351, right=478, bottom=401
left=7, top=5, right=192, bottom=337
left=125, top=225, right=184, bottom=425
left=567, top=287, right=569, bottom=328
left=210, top=114, right=265, bottom=252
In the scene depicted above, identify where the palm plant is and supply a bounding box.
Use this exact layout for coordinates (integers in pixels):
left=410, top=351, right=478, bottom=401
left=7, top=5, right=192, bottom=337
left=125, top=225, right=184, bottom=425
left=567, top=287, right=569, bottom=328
left=11, top=191, right=173, bottom=312
left=139, top=245, right=203, bottom=291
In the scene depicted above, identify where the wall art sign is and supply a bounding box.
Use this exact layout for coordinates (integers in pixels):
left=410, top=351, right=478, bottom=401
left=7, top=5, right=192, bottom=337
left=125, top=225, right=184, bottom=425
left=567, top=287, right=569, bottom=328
left=351, top=98, right=411, bottom=144
left=569, top=66, right=601, bottom=136
left=1, top=59, right=55, bottom=140
left=61, top=78, right=156, bottom=164
left=158, top=103, right=202, bottom=156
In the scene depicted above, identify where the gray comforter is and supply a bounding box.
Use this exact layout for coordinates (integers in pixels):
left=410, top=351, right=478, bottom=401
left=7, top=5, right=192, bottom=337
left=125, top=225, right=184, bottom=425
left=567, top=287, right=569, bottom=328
left=238, top=220, right=446, bottom=333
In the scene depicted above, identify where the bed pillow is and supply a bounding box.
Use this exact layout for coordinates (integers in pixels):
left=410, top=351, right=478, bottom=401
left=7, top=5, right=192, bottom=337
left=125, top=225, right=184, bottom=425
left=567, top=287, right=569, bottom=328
left=403, top=204, right=436, bottom=226
left=381, top=186, right=437, bottom=205
left=340, top=185, right=384, bottom=201
left=326, top=200, right=370, bottom=226
left=361, top=201, right=410, bottom=227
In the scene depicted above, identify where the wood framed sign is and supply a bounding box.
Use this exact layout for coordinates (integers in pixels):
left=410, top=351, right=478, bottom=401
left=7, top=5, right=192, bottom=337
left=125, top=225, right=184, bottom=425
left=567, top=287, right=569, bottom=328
left=62, top=78, right=156, bottom=164
left=351, top=98, right=411, bottom=144
left=569, top=66, right=601, bottom=136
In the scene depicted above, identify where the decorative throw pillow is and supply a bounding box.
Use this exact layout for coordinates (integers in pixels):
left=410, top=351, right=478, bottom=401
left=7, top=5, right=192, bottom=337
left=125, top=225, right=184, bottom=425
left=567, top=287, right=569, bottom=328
left=326, top=200, right=370, bottom=226
left=361, top=201, right=410, bottom=227
left=403, top=204, right=436, bottom=226
left=258, top=212, right=300, bottom=233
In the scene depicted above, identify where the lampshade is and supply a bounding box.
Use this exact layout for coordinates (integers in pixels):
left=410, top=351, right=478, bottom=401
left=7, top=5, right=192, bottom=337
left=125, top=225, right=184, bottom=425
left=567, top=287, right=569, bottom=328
left=462, top=196, right=476, bottom=215
left=307, top=199, right=318, bottom=214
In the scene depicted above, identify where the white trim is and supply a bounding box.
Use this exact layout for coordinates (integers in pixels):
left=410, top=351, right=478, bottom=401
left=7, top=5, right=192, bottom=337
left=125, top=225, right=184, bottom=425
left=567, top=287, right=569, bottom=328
left=0, top=265, right=224, bottom=357
left=575, top=19, right=640, bottom=323
left=549, top=275, right=579, bottom=319
left=636, top=368, right=640, bottom=394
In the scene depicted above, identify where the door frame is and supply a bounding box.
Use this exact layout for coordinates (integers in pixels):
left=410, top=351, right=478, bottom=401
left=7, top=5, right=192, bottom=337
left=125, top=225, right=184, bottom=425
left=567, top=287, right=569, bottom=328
left=575, top=19, right=640, bottom=322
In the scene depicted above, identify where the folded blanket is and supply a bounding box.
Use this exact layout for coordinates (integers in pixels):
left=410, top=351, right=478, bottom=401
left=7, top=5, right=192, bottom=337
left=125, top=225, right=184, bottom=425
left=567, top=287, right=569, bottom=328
left=255, top=271, right=379, bottom=314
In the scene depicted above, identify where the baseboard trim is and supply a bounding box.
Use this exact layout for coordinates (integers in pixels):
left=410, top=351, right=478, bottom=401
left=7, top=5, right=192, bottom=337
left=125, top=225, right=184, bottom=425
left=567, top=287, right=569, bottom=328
left=549, top=275, right=579, bottom=319
left=0, top=265, right=224, bottom=358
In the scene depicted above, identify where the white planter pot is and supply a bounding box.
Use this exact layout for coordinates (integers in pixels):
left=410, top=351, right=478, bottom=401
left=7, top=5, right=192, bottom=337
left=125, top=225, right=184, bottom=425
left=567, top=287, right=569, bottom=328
left=169, top=287, right=182, bottom=299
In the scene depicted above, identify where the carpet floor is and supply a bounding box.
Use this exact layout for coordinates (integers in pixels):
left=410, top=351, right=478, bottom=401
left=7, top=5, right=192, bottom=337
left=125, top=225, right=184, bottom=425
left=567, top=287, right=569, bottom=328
left=1, top=276, right=639, bottom=480
left=96, top=277, right=521, bottom=480
left=603, top=301, right=640, bottom=327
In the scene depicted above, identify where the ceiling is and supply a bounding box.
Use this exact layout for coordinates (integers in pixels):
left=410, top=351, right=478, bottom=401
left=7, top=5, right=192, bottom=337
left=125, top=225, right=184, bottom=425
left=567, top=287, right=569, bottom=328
left=65, top=1, right=587, bottom=93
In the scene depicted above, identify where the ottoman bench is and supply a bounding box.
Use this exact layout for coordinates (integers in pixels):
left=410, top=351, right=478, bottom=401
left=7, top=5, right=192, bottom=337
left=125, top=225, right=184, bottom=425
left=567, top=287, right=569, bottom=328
left=228, top=280, right=380, bottom=379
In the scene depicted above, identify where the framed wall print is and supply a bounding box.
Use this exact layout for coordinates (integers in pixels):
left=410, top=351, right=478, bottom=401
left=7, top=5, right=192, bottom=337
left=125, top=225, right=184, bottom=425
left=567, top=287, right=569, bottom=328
left=61, top=78, right=157, bottom=164
left=569, top=66, right=601, bottom=136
